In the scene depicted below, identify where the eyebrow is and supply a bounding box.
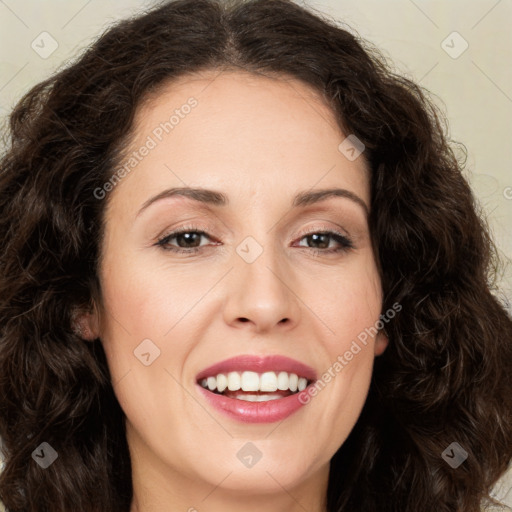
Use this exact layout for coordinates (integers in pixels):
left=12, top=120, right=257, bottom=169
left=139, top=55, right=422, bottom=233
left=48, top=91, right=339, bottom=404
left=136, top=186, right=369, bottom=217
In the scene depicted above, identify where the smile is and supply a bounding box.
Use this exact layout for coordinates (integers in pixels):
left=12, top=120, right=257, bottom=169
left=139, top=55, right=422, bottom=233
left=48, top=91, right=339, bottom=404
left=199, top=370, right=310, bottom=401
left=195, top=354, right=317, bottom=423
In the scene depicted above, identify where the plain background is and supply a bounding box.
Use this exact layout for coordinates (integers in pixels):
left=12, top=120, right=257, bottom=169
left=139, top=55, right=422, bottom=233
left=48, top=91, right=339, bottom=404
left=0, top=0, right=511, bottom=506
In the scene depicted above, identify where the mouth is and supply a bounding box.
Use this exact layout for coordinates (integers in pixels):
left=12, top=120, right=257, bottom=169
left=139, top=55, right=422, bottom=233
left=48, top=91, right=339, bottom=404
left=195, top=354, right=317, bottom=423
left=198, top=370, right=312, bottom=402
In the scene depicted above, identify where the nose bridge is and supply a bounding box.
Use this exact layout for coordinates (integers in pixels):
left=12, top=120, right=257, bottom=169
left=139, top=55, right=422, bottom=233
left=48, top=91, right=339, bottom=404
left=238, top=233, right=284, bottom=291
left=223, top=229, right=300, bottom=331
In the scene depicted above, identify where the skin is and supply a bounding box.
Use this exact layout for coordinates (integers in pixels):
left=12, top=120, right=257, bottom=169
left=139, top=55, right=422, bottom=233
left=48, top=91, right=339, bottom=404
left=80, top=69, right=388, bottom=512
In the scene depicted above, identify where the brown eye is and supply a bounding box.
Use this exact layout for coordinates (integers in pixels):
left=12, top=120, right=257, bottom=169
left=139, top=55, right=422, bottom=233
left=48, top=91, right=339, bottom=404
left=156, top=228, right=213, bottom=253
left=296, top=231, right=354, bottom=253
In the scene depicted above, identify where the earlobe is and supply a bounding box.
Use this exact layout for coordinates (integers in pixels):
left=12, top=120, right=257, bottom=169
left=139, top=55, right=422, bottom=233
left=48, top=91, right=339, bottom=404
left=72, top=305, right=100, bottom=341
left=374, top=329, right=389, bottom=356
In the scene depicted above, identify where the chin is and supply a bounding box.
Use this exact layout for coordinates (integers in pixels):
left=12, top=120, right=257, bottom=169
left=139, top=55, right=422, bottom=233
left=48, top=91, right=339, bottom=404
left=192, top=452, right=318, bottom=494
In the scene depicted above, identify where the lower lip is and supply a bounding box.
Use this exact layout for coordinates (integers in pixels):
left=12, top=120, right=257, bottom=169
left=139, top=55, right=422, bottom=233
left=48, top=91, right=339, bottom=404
left=197, top=385, right=310, bottom=423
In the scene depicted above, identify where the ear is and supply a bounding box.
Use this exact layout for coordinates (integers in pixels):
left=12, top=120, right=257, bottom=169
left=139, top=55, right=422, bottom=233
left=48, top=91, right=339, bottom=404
left=374, top=328, right=389, bottom=356
left=72, top=304, right=100, bottom=341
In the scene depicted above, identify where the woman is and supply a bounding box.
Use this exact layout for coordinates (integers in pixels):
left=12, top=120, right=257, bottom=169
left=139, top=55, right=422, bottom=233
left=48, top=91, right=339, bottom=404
left=0, top=0, right=511, bottom=510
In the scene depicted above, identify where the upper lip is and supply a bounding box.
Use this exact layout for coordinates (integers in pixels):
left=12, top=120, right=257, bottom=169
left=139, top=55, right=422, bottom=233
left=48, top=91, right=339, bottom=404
left=196, top=354, right=317, bottom=382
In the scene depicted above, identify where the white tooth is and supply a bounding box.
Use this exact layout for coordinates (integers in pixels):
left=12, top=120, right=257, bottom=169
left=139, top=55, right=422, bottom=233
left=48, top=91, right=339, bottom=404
left=241, top=371, right=260, bottom=392
left=207, top=376, right=217, bottom=391
left=209, top=370, right=306, bottom=393
left=277, top=371, right=289, bottom=391
left=260, top=371, right=278, bottom=392
left=233, top=393, right=282, bottom=402
left=239, top=394, right=258, bottom=402
left=227, top=372, right=241, bottom=391
left=256, top=394, right=281, bottom=401
left=289, top=373, right=298, bottom=392
left=216, top=373, right=227, bottom=392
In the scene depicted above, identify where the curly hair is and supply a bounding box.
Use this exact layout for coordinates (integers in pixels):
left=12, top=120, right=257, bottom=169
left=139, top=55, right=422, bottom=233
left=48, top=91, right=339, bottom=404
left=0, top=0, right=511, bottom=510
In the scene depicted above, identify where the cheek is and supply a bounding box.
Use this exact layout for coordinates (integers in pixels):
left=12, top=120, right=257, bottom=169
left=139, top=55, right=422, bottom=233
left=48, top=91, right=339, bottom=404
left=95, top=256, right=167, bottom=383
left=320, top=259, right=382, bottom=348
left=97, top=252, right=209, bottom=392
left=99, top=256, right=183, bottom=338
left=96, top=258, right=189, bottom=435
left=310, top=253, right=381, bottom=407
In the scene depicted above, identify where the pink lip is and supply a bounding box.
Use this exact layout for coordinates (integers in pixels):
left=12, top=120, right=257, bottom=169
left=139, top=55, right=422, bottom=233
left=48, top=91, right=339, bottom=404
left=195, top=354, right=317, bottom=424
left=196, top=354, right=317, bottom=382
left=197, top=385, right=312, bottom=423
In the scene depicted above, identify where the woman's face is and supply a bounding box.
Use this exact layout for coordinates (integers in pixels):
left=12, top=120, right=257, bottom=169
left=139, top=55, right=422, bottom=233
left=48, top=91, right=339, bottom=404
left=89, top=70, right=388, bottom=507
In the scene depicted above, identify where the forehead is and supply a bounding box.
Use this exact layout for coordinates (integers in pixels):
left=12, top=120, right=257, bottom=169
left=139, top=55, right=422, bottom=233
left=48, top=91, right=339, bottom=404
left=106, top=69, right=370, bottom=215
left=135, top=69, right=344, bottom=144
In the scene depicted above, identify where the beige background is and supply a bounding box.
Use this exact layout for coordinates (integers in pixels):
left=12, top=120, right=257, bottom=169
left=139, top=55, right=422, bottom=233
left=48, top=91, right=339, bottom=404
left=0, top=0, right=511, bottom=507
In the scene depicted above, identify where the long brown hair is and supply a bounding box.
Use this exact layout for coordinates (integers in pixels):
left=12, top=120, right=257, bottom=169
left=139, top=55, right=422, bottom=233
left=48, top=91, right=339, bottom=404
left=1, top=0, right=511, bottom=510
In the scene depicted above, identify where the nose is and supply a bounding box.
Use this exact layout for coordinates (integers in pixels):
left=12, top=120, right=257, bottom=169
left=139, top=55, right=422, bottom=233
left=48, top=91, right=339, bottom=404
left=222, top=240, right=302, bottom=334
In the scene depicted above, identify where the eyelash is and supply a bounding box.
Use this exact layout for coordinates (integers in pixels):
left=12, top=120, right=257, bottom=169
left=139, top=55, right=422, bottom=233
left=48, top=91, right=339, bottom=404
left=155, top=224, right=354, bottom=256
